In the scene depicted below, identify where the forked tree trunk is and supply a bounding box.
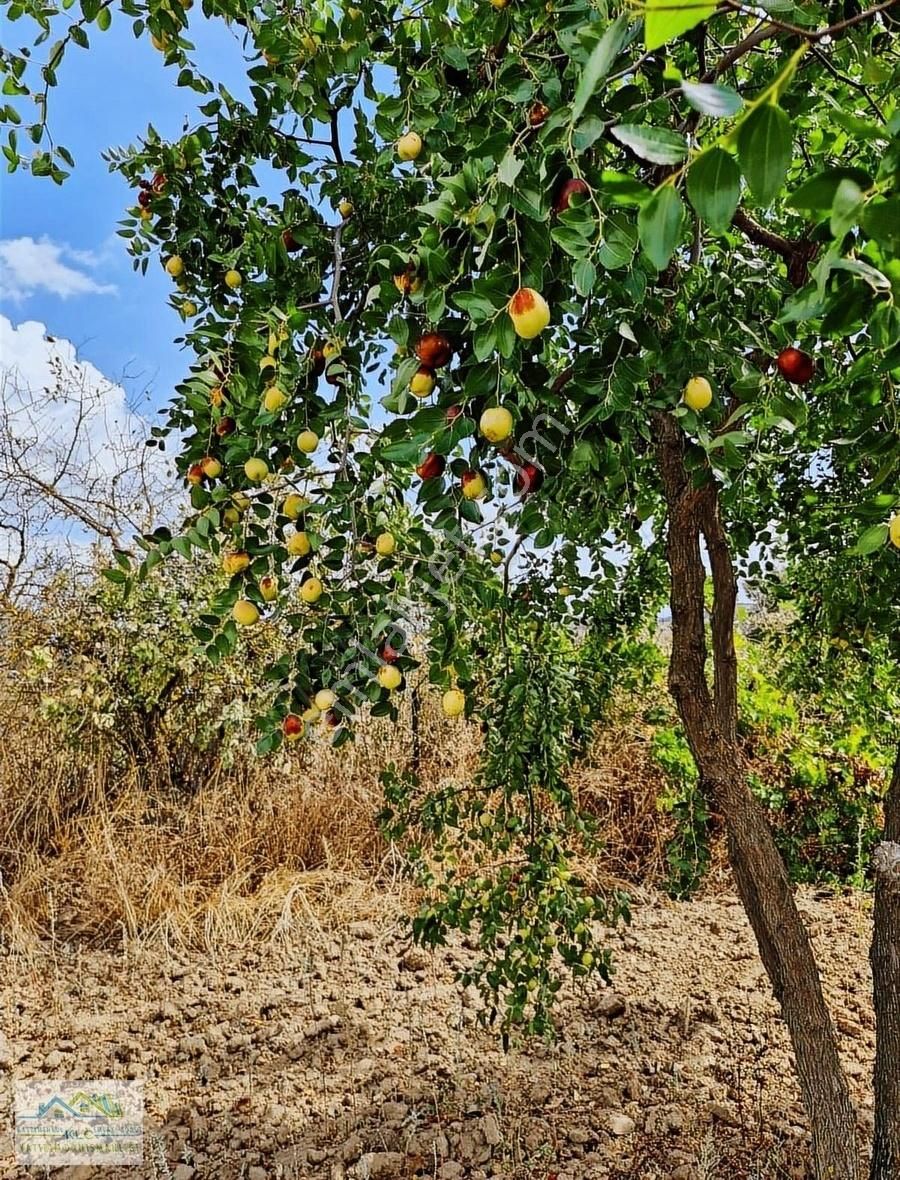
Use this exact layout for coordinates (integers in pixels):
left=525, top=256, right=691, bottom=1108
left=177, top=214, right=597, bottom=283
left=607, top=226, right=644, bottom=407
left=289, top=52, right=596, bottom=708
left=870, top=743, right=900, bottom=1180
left=652, top=411, right=859, bottom=1180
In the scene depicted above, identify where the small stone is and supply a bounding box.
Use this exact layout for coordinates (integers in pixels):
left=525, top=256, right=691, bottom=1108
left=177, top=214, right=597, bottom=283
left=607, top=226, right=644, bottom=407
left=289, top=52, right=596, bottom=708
left=482, top=1112, right=501, bottom=1146
left=348, top=921, right=378, bottom=941
left=439, top=1164, right=463, bottom=1180
left=400, top=947, right=431, bottom=972
left=708, top=1102, right=739, bottom=1127
left=591, top=991, right=627, bottom=1019
left=248, top=1169, right=267, bottom=1180
left=353, top=1152, right=406, bottom=1178
left=172, top=1167, right=196, bottom=1180
left=606, top=1113, right=635, bottom=1137
left=382, top=1101, right=409, bottom=1122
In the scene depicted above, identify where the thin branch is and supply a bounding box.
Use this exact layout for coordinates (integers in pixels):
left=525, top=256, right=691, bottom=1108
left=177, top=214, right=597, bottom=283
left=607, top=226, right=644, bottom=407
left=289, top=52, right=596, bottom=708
left=330, top=222, right=345, bottom=324
left=809, top=45, right=885, bottom=121
left=502, top=533, right=526, bottom=595
left=329, top=107, right=345, bottom=168
left=700, top=0, right=898, bottom=84
left=724, top=0, right=899, bottom=42
left=731, top=209, right=818, bottom=288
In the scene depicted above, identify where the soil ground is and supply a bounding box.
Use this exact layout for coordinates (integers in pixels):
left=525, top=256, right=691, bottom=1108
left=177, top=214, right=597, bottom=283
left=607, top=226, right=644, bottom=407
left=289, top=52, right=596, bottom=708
left=0, top=887, right=875, bottom=1180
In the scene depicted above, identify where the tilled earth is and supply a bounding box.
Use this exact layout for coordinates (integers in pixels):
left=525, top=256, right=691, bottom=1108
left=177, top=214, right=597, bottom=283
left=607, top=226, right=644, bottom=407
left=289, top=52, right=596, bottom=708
left=0, top=889, right=875, bottom=1179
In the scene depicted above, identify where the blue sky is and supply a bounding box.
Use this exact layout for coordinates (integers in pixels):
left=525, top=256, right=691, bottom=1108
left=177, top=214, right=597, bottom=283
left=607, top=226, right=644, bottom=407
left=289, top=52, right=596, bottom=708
left=1, top=13, right=249, bottom=406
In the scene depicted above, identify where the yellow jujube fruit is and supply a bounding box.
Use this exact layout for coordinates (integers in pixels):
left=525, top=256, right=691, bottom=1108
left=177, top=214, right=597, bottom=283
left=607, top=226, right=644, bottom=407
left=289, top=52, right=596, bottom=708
left=479, top=406, right=514, bottom=443
left=299, top=576, right=323, bottom=604
left=375, top=532, right=396, bottom=557
left=889, top=514, right=900, bottom=548
left=224, top=269, right=243, bottom=289
left=165, top=256, right=184, bottom=278
left=244, top=457, right=269, bottom=482
left=396, top=131, right=423, bottom=161
left=683, top=376, right=713, bottom=412
left=282, top=493, right=309, bottom=519
left=287, top=531, right=311, bottom=557
left=263, top=385, right=288, bottom=413
left=508, top=288, right=550, bottom=339
left=461, top=472, right=487, bottom=501
left=377, top=664, right=403, bottom=691
left=233, top=600, right=260, bottom=626
left=442, top=689, right=465, bottom=718
left=222, top=550, right=250, bottom=575
left=297, top=429, right=319, bottom=454
left=409, top=367, right=435, bottom=398
left=314, top=689, right=336, bottom=711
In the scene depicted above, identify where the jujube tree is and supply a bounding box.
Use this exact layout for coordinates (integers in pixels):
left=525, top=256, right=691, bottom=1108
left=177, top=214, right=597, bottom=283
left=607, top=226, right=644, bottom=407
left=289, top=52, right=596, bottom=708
left=2, top=0, right=899, bottom=1175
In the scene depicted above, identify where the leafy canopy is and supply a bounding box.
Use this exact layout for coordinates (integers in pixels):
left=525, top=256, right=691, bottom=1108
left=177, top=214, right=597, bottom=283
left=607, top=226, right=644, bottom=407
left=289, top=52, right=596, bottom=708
left=2, top=0, right=898, bottom=1027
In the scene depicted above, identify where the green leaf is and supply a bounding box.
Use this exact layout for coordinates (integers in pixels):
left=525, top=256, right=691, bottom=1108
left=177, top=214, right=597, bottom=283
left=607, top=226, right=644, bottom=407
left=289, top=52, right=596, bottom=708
left=452, top=290, right=496, bottom=321
left=686, top=148, right=740, bottom=233
left=788, top=168, right=872, bottom=212
left=597, top=170, right=653, bottom=207
left=459, top=498, right=482, bottom=524
left=610, top=124, right=688, bottom=165
left=96, top=5, right=111, bottom=31
left=473, top=320, right=498, bottom=361
left=570, top=14, right=631, bottom=124
left=573, top=115, right=606, bottom=154
left=381, top=439, right=424, bottom=463
left=573, top=257, right=597, bottom=296
left=736, top=103, right=792, bottom=206
left=497, top=147, right=523, bottom=187
left=550, top=225, right=590, bottom=259
left=680, top=81, right=742, bottom=118
left=850, top=523, right=888, bottom=556
left=645, top=0, right=715, bottom=51
left=638, top=185, right=684, bottom=269
left=862, top=197, right=900, bottom=252
left=830, top=257, right=891, bottom=293
left=101, top=567, right=127, bottom=584
left=830, top=177, right=863, bottom=239
left=596, top=212, right=637, bottom=270
left=778, top=283, right=828, bottom=323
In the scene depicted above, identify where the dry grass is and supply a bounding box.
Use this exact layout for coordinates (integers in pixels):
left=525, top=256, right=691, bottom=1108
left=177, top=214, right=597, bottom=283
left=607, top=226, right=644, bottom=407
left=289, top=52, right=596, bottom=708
left=0, top=595, right=677, bottom=954
left=0, top=671, right=497, bottom=951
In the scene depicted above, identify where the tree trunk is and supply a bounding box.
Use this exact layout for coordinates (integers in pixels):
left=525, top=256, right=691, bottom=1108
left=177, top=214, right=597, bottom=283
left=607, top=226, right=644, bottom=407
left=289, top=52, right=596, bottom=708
left=653, top=411, right=859, bottom=1180
left=870, top=742, right=900, bottom=1180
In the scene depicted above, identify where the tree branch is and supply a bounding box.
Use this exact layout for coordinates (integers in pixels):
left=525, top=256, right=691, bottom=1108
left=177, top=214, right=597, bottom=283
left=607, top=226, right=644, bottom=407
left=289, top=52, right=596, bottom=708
left=731, top=209, right=817, bottom=288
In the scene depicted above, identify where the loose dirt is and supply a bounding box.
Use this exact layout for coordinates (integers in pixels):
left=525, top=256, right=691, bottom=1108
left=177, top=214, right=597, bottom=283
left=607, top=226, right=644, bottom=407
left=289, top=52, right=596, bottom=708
left=0, top=888, right=875, bottom=1179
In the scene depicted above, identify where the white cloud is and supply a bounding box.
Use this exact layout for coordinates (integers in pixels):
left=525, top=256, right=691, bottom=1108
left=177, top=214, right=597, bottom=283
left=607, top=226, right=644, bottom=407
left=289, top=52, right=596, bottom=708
left=0, top=236, right=117, bottom=302
left=0, top=316, right=176, bottom=591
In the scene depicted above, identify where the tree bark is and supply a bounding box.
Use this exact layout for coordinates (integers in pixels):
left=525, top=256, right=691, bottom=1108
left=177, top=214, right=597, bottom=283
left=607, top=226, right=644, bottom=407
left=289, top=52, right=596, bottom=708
left=653, top=411, right=860, bottom=1180
left=870, top=742, right=900, bottom=1180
